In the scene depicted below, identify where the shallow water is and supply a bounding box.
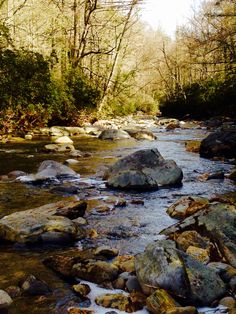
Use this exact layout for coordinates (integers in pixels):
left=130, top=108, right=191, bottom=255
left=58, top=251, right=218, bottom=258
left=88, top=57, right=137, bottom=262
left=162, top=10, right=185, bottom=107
left=0, top=127, right=235, bottom=313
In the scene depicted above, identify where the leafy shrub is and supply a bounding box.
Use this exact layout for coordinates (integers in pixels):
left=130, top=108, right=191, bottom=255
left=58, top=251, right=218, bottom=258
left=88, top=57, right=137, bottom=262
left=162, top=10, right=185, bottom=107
left=0, top=49, right=52, bottom=109
left=0, top=104, right=53, bottom=135
left=66, top=69, right=101, bottom=110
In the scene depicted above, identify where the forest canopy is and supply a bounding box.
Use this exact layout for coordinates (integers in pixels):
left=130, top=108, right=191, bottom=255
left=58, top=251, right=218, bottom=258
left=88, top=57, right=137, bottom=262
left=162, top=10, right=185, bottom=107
left=0, top=0, right=235, bottom=132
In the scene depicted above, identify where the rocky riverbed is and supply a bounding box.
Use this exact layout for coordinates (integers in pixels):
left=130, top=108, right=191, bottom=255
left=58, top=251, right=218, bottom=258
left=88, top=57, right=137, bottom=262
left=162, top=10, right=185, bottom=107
left=0, top=116, right=235, bottom=314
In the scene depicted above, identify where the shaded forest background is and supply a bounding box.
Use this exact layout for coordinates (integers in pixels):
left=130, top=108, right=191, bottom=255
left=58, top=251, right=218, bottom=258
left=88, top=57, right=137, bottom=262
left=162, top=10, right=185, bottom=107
left=0, top=0, right=235, bottom=133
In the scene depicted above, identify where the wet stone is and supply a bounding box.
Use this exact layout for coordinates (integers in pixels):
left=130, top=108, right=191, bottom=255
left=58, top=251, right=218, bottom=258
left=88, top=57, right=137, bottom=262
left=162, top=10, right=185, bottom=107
left=20, top=274, right=51, bottom=296
left=219, top=297, right=236, bottom=309
left=176, top=231, right=209, bottom=252
left=208, top=262, right=236, bottom=283
left=0, top=290, right=13, bottom=309
left=126, top=276, right=142, bottom=293
left=95, top=293, right=143, bottom=312
left=186, top=246, right=210, bottom=264
left=72, top=261, right=119, bottom=284
left=67, top=308, right=93, bottom=314
left=54, top=201, right=87, bottom=219
left=72, top=284, right=91, bottom=297
left=166, top=196, right=209, bottom=220
left=94, top=246, right=119, bottom=258
left=146, top=289, right=179, bottom=314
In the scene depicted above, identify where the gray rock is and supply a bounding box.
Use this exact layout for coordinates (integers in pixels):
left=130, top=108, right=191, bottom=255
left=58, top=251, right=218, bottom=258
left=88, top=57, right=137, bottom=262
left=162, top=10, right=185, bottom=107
left=0, top=290, right=13, bottom=309
left=125, top=129, right=157, bottom=141
left=49, top=126, right=69, bottom=137
left=22, top=160, right=78, bottom=183
left=135, top=239, right=226, bottom=305
left=99, top=129, right=131, bottom=140
left=84, top=126, right=102, bottom=136
left=104, top=149, right=183, bottom=190
left=207, top=262, right=236, bottom=283
left=200, top=129, right=236, bottom=159
left=64, top=127, right=85, bottom=136
left=0, top=200, right=81, bottom=243
left=126, top=276, right=142, bottom=292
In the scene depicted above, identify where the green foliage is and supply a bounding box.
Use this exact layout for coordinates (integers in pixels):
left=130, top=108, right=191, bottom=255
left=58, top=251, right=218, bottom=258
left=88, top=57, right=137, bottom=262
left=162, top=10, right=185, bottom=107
left=0, top=49, right=52, bottom=108
left=66, top=69, right=101, bottom=110
left=47, top=69, right=101, bottom=125
left=106, top=93, right=159, bottom=117
left=0, top=49, right=103, bottom=130
left=160, top=76, right=236, bottom=119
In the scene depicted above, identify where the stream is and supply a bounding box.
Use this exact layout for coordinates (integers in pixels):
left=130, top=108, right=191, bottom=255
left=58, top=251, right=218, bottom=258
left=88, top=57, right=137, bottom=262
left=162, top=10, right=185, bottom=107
left=0, top=126, right=235, bottom=313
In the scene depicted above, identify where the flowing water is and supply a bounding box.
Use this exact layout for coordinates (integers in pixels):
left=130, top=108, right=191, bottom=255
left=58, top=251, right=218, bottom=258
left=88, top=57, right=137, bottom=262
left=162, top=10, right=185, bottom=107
left=0, top=127, right=235, bottom=313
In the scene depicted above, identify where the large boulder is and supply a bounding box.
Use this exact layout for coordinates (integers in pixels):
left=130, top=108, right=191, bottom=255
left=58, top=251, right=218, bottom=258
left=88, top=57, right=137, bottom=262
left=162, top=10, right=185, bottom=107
left=200, top=129, right=236, bottom=158
left=0, top=200, right=84, bottom=243
left=98, top=129, right=131, bottom=140
left=104, top=149, right=183, bottom=190
left=135, top=240, right=226, bottom=306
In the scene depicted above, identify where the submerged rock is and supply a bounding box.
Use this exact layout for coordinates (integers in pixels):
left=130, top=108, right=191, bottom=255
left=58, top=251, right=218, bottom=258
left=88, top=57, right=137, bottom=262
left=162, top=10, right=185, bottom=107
left=0, top=200, right=83, bottom=243
left=20, top=274, right=51, bottom=296
left=104, top=149, right=183, bottom=191
left=135, top=240, right=226, bottom=305
left=200, top=129, right=236, bottom=159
